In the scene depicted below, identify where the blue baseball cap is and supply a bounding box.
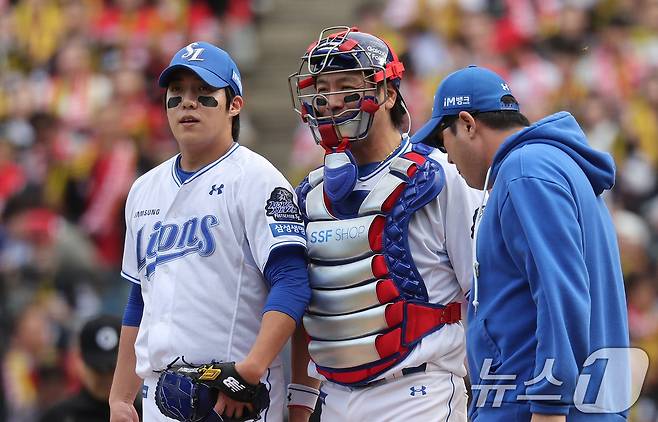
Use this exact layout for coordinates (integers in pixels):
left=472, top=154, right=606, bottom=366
left=411, top=65, right=519, bottom=145
left=158, top=41, right=243, bottom=96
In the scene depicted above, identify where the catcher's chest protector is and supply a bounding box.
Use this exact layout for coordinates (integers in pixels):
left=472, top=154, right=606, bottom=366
left=297, top=144, right=461, bottom=386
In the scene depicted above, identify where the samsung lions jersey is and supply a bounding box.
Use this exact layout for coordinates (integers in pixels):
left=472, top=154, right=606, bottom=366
left=121, top=143, right=306, bottom=378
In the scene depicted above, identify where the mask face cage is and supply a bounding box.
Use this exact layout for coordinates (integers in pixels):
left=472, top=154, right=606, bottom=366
left=288, top=26, right=401, bottom=146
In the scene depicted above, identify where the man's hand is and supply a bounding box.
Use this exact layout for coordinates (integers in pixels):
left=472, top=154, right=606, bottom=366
left=214, top=393, right=255, bottom=420
left=288, top=406, right=314, bottom=422
left=109, top=326, right=141, bottom=422
left=235, top=360, right=265, bottom=385
left=109, top=401, right=139, bottom=422
left=213, top=360, right=263, bottom=420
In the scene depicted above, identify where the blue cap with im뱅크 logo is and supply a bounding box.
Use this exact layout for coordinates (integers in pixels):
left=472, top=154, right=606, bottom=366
left=158, top=41, right=243, bottom=96
left=411, top=65, right=519, bottom=144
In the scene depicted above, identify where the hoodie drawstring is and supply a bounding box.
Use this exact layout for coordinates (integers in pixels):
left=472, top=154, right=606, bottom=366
left=472, top=167, right=491, bottom=313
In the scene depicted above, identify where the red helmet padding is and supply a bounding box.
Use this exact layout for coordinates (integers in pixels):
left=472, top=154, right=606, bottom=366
left=361, top=98, right=380, bottom=114
left=338, top=38, right=359, bottom=52
left=335, top=138, right=350, bottom=152
left=298, top=77, right=315, bottom=89
left=318, top=124, right=340, bottom=148
left=374, top=61, right=405, bottom=83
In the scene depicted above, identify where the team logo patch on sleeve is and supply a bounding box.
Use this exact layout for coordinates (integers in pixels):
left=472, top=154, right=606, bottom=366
left=265, top=187, right=303, bottom=222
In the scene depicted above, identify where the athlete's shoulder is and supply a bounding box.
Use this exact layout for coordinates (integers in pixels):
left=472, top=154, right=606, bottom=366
left=423, top=146, right=448, bottom=166
left=414, top=145, right=463, bottom=184
left=418, top=145, right=463, bottom=183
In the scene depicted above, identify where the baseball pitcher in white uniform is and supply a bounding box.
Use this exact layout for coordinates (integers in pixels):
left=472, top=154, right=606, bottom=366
left=109, top=42, right=311, bottom=422
left=285, top=27, right=480, bottom=422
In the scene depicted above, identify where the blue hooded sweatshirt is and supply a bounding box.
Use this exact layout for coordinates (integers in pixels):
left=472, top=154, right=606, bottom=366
left=467, top=112, right=630, bottom=421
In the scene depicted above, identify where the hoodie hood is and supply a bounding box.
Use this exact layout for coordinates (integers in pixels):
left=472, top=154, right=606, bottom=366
left=490, top=111, right=615, bottom=195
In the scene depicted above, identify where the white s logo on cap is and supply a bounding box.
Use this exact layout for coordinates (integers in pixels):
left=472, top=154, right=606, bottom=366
left=182, top=43, right=205, bottom=62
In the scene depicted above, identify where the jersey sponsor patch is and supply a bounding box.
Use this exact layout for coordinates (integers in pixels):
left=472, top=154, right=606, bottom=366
left=134, top=208, right=161, bottom=218
left=269, top=223, right=306, bottom=238
left=265, top=187, right=303, bottom=222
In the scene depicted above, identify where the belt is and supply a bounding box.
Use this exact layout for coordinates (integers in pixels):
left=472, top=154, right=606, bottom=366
left=349, top=363, right=427, bottom=390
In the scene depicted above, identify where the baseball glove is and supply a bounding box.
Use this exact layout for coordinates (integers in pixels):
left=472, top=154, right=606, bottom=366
left=155, top=359, right=270, bottom=422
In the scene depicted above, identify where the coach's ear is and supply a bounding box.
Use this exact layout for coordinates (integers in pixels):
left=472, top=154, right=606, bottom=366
left=228, top=95, right=244, bottom=117
left=458, top=110, right=477, bottom=139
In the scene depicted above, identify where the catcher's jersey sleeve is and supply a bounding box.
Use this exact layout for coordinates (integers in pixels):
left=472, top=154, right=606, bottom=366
left=440, top=153, right=482, bottom=293
left=239, top=156, right=307, bottom=273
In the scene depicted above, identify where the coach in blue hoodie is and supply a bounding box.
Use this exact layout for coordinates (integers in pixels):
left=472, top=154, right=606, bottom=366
left=412, top=66, right=630, bottom=422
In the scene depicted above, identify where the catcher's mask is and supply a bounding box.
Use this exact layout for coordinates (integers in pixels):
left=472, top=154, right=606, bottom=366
left=288, top=26, right=406, bottom=148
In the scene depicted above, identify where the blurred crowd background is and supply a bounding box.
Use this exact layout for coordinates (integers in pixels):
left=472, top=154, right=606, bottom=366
left=0, top=0, right=657, bottom=421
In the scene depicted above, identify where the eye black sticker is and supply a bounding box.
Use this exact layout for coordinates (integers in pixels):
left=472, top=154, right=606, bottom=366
left=198, top=96, right=219, bottom=107
left=265, top=187, right=303, bottom=222
left=167, top=96, right=182, bottom=108
left=343, top=93, right=361, bottom=103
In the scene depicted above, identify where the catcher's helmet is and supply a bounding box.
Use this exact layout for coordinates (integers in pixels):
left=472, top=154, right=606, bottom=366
left=288, top=26, right=405, bottom=146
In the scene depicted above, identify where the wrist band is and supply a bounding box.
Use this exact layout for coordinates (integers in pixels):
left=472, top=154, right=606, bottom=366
left=286, top=383, right=320, bottom=412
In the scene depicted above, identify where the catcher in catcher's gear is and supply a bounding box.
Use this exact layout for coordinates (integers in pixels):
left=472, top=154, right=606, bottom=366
left=155, top=360, right=270, bottom=422
left=287, top=26, right=479, bottom=422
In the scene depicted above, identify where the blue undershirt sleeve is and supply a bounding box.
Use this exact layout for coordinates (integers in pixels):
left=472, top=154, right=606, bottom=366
left=122, top=282, right=144, bottom=327
left=263, top=244, right=311, bottom=324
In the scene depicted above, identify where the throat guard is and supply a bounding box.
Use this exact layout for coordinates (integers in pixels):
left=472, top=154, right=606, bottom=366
left=296, top=144, right=462, bottom=386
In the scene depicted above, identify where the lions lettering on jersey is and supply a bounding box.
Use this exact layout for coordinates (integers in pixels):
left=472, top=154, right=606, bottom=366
left=136, top=215, right=219, bottom=278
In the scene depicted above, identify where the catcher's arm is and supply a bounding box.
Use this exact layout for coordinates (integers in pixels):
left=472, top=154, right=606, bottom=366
left=288, top=325, right=321, bottom=422
left=215, top=310, right=297, bottom=419
left=109, top=325, right=142, bottom=422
